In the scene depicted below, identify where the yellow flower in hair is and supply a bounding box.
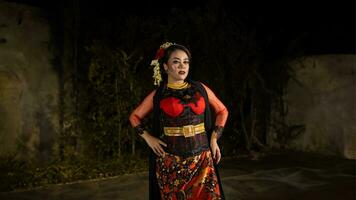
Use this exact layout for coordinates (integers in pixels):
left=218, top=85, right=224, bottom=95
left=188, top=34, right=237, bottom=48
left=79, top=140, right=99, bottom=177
left=151, top=42, right=176, bottom=86
left=152, top=60, right=162, bottom=86
left=160, top=42, right=174, bottom=49
left=150, top=59, right=159, bottom=66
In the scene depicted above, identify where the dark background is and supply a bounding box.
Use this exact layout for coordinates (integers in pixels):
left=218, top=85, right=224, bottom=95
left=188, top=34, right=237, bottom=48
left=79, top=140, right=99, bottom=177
left=7, top=0, right=356, bottom=55
left=0, top=0, right=355, bottom=192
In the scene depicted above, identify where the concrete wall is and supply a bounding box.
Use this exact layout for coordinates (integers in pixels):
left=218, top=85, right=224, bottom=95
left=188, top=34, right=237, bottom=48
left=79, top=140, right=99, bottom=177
left=0, top=1, right=59, bottom=161
left=282, top=55, right=356, bottom=159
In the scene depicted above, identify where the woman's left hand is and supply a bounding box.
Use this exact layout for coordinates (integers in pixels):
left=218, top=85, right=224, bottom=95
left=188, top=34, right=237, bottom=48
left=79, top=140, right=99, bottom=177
left=210, top=138, right=221, bottom=164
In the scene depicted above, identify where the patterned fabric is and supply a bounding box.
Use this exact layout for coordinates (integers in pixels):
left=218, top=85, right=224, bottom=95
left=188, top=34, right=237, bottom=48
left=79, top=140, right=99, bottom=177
left=128, top=81, right=228, bottom=200
left=161, top=107, right=205, bottom=127
left=160, top=95, right=205, bottom=117
left=128, top=82, right=228, bottom=134
left=156, top=150, right=221, bottom=200
left=160, top=85, right=205, bottom=124
left=155, top=84, right=222, bottom=199
left=162, top=134, right=209, bottom=158
left=159, top=85, right=209, bottom=158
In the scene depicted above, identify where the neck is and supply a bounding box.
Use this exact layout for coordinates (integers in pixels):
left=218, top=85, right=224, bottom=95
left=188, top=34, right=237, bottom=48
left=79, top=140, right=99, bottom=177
left=167, top=77, right=185, bottom=84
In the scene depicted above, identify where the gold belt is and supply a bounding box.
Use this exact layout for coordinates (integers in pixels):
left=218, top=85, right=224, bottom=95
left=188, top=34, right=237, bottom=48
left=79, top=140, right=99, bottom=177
left=163, top=123, right=205, bottom=137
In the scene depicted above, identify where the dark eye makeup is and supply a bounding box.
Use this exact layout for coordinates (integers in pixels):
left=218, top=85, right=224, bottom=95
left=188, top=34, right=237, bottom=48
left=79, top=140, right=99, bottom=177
left=172, top=60, right=190, bottom=64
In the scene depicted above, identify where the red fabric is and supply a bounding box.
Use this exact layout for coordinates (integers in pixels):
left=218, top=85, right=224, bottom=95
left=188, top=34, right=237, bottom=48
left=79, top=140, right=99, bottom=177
left=159, top=95, right=205, bottom=118
left=129, top=82, right=228, bottom=127
left=188, top=95, right=205, bottom=115
left=159, top=97, right=184, bottom=118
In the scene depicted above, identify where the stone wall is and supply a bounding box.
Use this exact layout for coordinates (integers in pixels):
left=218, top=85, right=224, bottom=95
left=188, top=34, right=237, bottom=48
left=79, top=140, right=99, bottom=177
left=278, top=55, right=356, bottom=159
left=0, top=1, right=58, bottom=161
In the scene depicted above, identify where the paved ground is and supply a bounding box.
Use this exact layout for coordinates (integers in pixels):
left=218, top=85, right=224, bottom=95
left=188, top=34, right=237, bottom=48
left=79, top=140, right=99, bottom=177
left=0, top=151, right=355, bottom=200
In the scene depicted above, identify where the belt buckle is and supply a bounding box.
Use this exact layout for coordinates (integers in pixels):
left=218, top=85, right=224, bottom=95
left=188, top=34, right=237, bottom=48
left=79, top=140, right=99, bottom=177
left=182, top=125, right=195, bottom=137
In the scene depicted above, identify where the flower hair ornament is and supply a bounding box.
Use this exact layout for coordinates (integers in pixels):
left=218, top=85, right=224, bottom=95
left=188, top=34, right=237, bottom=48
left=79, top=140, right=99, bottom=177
left=151, top=42, right=175, bottom=86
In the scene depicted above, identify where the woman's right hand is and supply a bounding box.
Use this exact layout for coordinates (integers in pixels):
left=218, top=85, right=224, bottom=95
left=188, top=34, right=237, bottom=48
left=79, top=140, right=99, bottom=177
left=141, top=132, right=167, bottom=157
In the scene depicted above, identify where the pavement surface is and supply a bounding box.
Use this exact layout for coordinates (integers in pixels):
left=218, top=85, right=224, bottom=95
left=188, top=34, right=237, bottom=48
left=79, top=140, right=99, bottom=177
left=0, top=151, right=355, bottom=200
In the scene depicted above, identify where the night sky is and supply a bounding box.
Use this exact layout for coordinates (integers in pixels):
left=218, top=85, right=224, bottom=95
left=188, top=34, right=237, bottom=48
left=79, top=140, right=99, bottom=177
left=228, top=1, right=355, bottom=55
left=5, top=0, right=356, bottom=55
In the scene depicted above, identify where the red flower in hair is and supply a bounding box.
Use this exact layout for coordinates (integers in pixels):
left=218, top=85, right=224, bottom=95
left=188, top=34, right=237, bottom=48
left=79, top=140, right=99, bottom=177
left=155, top=48, right=165, bottom=59
left=151, top=42, right=174, bottom=86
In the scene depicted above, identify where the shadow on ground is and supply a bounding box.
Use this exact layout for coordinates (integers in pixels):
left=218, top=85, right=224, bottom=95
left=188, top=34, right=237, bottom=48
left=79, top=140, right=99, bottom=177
left=1, top=151, right=355, bottom=200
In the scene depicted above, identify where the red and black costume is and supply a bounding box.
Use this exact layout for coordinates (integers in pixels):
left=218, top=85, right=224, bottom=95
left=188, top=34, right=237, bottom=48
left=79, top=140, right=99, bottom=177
left=129, top=81, right=228, bottom=200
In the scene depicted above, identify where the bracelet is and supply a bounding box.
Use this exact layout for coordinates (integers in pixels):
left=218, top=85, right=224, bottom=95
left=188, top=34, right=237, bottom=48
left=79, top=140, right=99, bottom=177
left=134, top=124, right=145, bottom=135
left=212, top=125, right=224, bottom=140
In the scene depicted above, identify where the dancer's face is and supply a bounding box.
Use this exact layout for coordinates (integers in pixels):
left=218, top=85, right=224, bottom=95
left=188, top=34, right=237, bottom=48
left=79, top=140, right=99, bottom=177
left=163, top=50, right=190, bottom=83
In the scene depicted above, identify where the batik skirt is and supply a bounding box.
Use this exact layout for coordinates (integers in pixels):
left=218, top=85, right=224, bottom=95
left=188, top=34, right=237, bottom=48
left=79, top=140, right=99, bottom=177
left=156, top=150, right=222, bottom=200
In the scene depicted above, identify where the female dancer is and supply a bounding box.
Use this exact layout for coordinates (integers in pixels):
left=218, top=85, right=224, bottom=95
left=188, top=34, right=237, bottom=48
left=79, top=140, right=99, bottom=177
left=129, top=42, right=228, bottom=200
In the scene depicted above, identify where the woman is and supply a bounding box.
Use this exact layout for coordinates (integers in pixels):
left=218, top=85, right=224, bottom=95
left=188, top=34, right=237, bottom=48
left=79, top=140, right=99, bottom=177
left=129, top=42, right=228, bottom=200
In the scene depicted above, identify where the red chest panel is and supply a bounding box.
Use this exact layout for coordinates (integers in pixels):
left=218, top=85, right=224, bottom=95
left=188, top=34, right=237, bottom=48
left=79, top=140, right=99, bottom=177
left=160, top=95, right=205, bottom=118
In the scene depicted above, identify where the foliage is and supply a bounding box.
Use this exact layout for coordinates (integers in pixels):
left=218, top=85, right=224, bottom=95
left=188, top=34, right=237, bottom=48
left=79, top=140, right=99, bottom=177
left=63, top=0, right=305, bottom=159
left=80, top=41, right=145, bottom=159
left=1, top=0, right=306, bottom=192
left=0, top=154, right=148, bottom=192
